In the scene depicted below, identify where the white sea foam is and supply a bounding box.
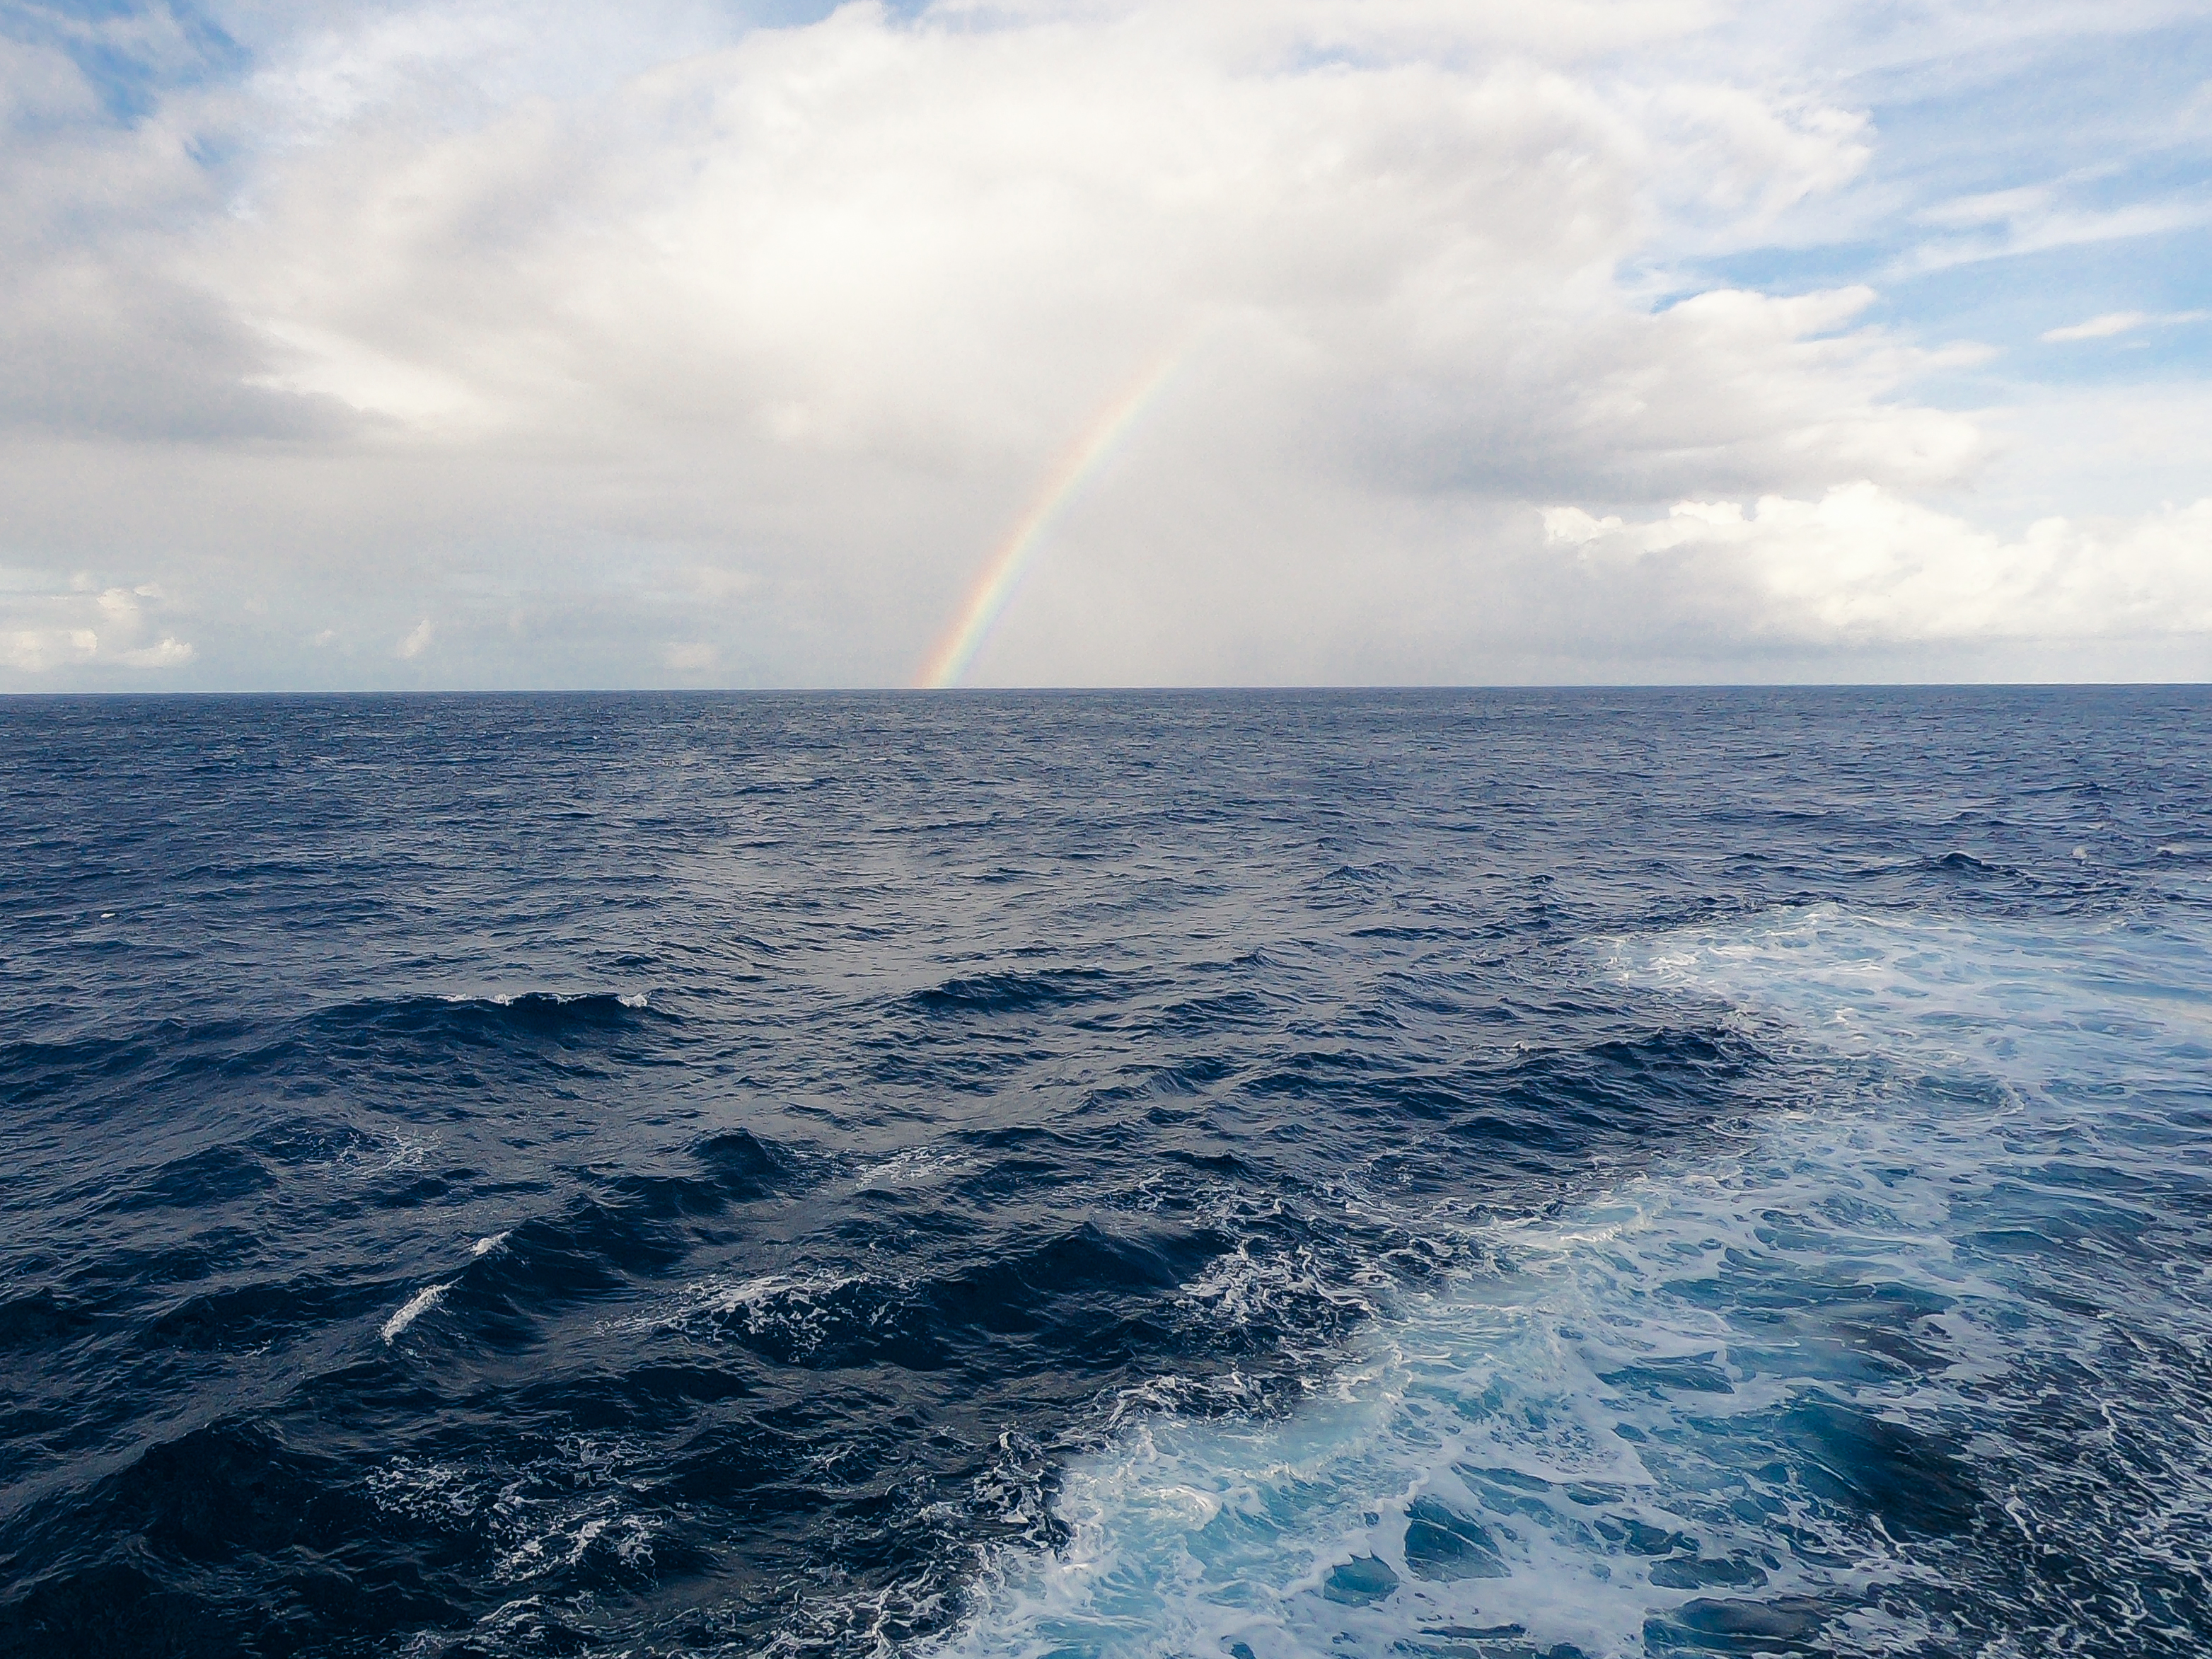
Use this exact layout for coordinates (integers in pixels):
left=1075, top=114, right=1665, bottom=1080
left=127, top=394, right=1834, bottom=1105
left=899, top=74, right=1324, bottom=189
left=618, top=1268, right=908, bottom=1368
left=330, top=1131, right=434, bottom=1177
left=366, top=1436, right=659, bottom=1595
left=492, top=1503, right=658, bottom=1583
left=473, top=1230, right=511, bottom=1256
left=380, top=1281, right=452, bottom=1343
left=930, top=906, right=2212, bottom=1659
left=855, top=1147, right=975, bottom=1188
left=439, top=990, right=647, bottom=1007
left=363, top=1455, right=479, bottom=1522
left=657, top=1269, right=865, bottom=1327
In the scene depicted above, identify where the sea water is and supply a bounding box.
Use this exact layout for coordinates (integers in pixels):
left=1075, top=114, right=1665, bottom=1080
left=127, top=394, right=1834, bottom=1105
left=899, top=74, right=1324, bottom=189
left=2, top=689, right=2206, bottom=1658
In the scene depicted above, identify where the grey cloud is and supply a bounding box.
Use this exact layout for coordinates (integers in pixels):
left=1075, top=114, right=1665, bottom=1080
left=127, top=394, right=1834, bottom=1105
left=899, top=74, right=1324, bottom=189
left=0, top=35, right=358, bottom=442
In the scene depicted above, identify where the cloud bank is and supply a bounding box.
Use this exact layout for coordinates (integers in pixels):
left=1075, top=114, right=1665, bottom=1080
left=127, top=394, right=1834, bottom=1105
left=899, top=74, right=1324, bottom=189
left=1, top=0, right=2206, bottom=686
left=1548, top=487, right=2212, bottom=642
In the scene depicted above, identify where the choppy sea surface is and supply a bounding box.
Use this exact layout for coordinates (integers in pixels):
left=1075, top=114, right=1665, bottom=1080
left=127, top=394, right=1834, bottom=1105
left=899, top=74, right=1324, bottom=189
left=3, top=688, right=2210, bottom=1659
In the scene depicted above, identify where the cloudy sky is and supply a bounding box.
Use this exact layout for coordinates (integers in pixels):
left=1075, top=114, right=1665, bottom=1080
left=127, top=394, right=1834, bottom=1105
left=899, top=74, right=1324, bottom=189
left=3, top=0, right=2208, bottom=688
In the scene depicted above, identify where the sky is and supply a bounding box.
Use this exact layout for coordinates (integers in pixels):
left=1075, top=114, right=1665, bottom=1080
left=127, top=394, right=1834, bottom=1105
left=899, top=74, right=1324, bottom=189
left=1, top=0, right=2207, bottom=689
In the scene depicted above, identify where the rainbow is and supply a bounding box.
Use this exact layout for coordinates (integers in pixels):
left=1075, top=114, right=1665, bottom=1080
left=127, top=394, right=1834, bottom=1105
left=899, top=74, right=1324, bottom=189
left=915, top=345, right=1189, bottom=688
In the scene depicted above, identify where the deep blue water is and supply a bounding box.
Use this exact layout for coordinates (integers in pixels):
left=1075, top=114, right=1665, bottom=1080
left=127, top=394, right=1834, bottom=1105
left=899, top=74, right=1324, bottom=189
left=2, top=688, right=2209, bottom=1659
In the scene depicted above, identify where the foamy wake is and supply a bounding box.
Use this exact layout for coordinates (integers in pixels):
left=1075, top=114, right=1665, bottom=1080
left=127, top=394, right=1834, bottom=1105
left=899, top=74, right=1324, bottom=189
left=929, top=906, right=2212, bottom=1658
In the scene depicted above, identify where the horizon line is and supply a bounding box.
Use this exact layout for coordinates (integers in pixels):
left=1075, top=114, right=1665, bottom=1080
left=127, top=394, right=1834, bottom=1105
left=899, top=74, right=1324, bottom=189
left=4, top=681, right=2207, bottom=699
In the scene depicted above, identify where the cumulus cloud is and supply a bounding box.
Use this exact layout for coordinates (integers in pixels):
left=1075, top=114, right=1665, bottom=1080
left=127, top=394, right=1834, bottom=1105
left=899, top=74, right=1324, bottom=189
left=0, top=625, right=99, bottom=675
left=119, top=635, right=197, bottom=666
left=199, top=6, right=1950, bottom=510
left=1546, top=485, right=2212, bottom=643
left=0, top=572, right=196, bottom=671
left=0, top=0, right=2204, bottom=685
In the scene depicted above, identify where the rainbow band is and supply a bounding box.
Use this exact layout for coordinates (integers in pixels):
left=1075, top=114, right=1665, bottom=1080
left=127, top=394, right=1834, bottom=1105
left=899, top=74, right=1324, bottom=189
left=915, top=346, right=1189, bottom=688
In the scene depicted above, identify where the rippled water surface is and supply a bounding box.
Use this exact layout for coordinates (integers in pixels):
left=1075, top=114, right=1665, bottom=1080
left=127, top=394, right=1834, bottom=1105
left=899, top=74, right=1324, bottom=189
left=2, top=689, right=2208, bottom=1658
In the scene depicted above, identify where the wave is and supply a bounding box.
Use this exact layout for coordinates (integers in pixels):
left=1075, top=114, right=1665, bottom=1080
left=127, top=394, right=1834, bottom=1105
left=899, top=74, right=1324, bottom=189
left=153, top=1278, right=389, bottom=1352
left=637, top=1270, right=946, bottom=1370
left=434, top=989, right=654, bottom=1017
left=908, top=968, right=1129, bottom=1017
left=380, top=1282, right=452, bottom=1343
left=0, top=1288, right=99, bottom=1351
left=0, top=990, right=666, bottom=1139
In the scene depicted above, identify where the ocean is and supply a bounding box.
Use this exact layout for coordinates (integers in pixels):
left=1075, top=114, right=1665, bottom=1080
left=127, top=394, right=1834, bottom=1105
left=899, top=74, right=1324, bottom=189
left=2, top=688, right=2208, bottom=1658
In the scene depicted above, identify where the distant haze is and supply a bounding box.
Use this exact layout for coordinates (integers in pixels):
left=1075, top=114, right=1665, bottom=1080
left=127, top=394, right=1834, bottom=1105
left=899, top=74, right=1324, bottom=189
left=3, top=0, right=2208, bottom=689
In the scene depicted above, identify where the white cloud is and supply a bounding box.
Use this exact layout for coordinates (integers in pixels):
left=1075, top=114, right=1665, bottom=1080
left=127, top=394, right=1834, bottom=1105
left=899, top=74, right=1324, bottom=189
left=2041, top=308, right=2208, bottom=342
left=396, top=617, right=435, bottom=658
left=660, top=640, right=717, bottom=671
left=1, top=627, right=100, bottom=674
left=206, top=11, right=1907, bottom=500
left=119, top=636, right=198, bottom=666
left=0, top=571, right=197, bottom=671
left=1916, top=185, right=2054, bottom=230
left=177, top=8, right=1955, bottom=567
left=2044, top=310, right=2152, bottom=342
left=1548, top=483, right=2212, bottom=642
left=1898, top=191, right=2211, bottom=277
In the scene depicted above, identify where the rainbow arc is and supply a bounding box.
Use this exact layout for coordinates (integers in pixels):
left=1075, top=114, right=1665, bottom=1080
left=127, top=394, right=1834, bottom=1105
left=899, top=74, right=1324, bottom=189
left=915, top=345, right=1191, bottom=689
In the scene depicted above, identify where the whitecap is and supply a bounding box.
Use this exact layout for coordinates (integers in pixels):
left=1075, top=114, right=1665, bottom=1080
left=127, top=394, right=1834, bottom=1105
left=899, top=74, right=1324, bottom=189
left=367, top=1438, right=659, bottom=1596
left=380, top=1282, right=452, bottom=1343
left=855, top=1147, right=973, bottom=1188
